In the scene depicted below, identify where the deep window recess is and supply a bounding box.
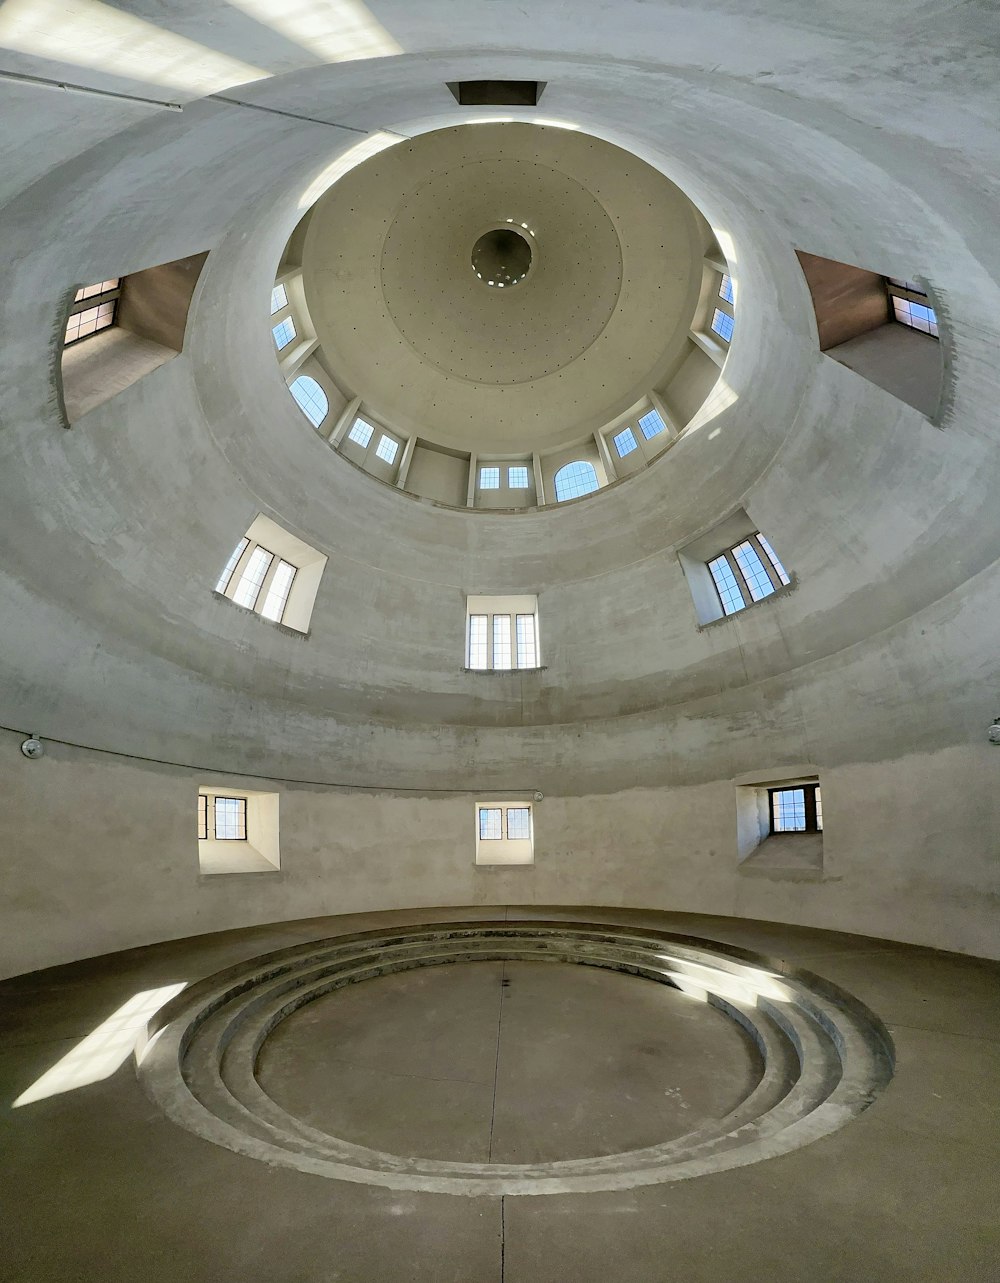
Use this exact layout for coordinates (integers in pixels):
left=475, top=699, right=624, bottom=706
left=480, top=466, right=501, bottom=489
left=711, top=308, right=735, bottom=343
left=347, top=418, right=375, bottom=448
left=272, top=317, right=296, bottom=350
left=213, top=796, right=247, bottom=841
left=508, top=465, right=530, bottom=488
left=887, top=278, right=939, bottom=337
left=215, top=515, right=326, bottom=633
left=466, top=597, right=540, bottom=670
left=638, top=409, right=667, bottom=440
left=289, top=375, right=329, bottom=428
left=707, top=531, right=790, bottom=616
left=554, top=460, right=600, bottom=501
left=475, top=802, right=535, bottom=864
left=769, top=784, right=823, bottom=834
left=719, top=274, right=735, bottom=305
left=270, top=284, right=288, bottom=315
left=374, top=434, right=399, bottom=465
left=64, top=279, right=121, bottom=346
left=448, top=80, right=544, bottom=106
left=613, top=427, right=638, bottom=457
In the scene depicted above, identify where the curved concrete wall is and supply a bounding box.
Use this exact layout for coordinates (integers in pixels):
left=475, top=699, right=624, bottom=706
left=1, top=10, right=998, bottom=975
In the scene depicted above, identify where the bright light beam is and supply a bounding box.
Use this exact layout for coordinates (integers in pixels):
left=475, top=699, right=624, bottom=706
left=297, top=128, right=400, bottom=209
left=12, top=983, right=186, bottom=1107
left=227, top=0, right=401, bottom=62
left=0, top=0, right=269, bottom=95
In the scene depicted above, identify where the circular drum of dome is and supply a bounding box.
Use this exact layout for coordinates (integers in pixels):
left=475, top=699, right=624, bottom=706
left=136, top=922, right=894, bottom=1196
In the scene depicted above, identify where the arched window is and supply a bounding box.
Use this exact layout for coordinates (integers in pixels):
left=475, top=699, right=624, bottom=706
left=289, top=375, right=329, bottom=428
left=554, top=460, right=600, bottom=502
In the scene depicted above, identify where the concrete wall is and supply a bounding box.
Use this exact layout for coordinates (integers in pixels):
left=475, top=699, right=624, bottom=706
left=1, top=5, right=999, bottom=976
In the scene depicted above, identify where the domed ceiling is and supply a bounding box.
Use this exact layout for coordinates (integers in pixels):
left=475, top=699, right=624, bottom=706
left=299, top=124, right=706, bottom=453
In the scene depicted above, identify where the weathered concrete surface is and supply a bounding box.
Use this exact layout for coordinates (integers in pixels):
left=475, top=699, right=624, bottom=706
left=1, top=909, right=997, bottom=1282
left=0, top=2, right=999, bottom=975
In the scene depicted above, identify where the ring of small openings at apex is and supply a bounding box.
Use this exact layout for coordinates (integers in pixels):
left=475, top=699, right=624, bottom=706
left=472, top=224, right=534, bottom=288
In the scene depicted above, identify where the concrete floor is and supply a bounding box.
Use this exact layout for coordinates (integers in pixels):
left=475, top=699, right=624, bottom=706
left=2, top=905, right=998, bottom=1282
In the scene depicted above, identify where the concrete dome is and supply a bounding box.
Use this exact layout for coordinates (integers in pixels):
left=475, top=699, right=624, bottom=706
left=0, top=0, right=998, bottom=985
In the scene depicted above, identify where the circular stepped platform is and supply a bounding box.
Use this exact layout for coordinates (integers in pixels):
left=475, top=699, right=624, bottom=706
left=136, top=922, right=894, bottom=1196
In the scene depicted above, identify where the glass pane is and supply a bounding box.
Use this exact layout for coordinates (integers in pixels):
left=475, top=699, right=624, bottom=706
left=232, top=546, right=274, bottom=610
left=506, top=808, right=531, bottom=840
left=772, top=788, right=806, bottom=833
left=468, top=615, right=488, bottom=669
left=216, top=537, right=249, bottom=593
left=375, top=434, right=399, bottom=464
left=708, top=555, right=745, bottom=615
left=479, top=467, right=500, bottom=489
left=756, top=533, right=790, bottom=585
left=892, top=296, right=938, bottom=336
left=815, top=786, right=823, bottom=832
left=272, top=317, right=296, bottom=349
left=197, top=794, right=208, bottom=840
left=732, top=541, right=776, bottom=602
left=214, top=797, right=246, bottom=840
left=493, top=615, right=512, bottom=669
left=554, top=460, right=599, bottom=501
left=289, top=375, right=329, bottom=428
left=270, top=283, right=288, bottom=314
left=508, top=466, right=529, bottom=488
left=638, top=409, right=666, bottom=440
left=348, top=418, right=374, bottom=447
left=260, top=560, right=296, bottom=622
left=479, top=807, right=503, bottom=840
left=516, top=614, right=537, bottom=668
left=719, top=273, right=735, bottom=304
left=711, top=309, right=735, bottom=342
left=613, top=427, right=638, bottom=457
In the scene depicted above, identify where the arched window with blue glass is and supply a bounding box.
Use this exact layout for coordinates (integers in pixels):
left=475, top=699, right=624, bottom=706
left=288, top=375, right=329, bottom=429
left=553, top=460, right=600, bottom=502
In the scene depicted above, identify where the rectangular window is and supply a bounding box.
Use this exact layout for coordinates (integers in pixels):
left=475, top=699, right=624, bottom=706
left=215, top=537, right=249, bottom=594
left=508, top=466, right=530, bottom=488
left=708, top=555, right=745, bottom=616
left=347, top=418, right=375, bottom=447
left=270, top=283, right=288, bottom=315
left=719, top=273, right=735, bottom=304
left=892, top=296, right=939, bottom=337
left=197, top=793, right=208, bottom=840
left=259, top=559, right=297, bottom=623
left=65, top=300, right=117, bottom=345
left=769, top=784, right=822, bottom=834
left=638, top=409, right=666, bottom=440
left=214, top=796, right=247, bottom=841
left=468, top=614, right=489, bottom=669
left=731, top=540, right=775, bottom=603
left=506, top=807, right=531, bottom=840
left=232, top=545, right=274, bottom=610
left=374, top=434, right=399, bottom=465
left=516, top=613, right=537, bottom=668
left=613, top=427, right=638, bottom=457
left=480, top=466, right=501, bottom=489
left=75, top=279, right=120, bottom=302
left=479, top=807, right=503, bottom=840
left=272, top=317, right=296, bottom=350
left=711, top=309, right=735, bottom=343
left=493, top=614, right=513, bottom=669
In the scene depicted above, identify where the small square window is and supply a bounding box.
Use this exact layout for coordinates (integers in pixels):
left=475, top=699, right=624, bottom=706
left=272, top=317, right=296, bottom=350
left=507, top=807, right=531, bottom=840
left=508, top=466, right=530, bottom=488
left=214, top=796, right=247, bottom=840
left=480, top=466, right=501, bottom=489
left=613, top=427, right=638, bottom=457
left=348, top=418, right=374, bottom=447
left=270, top=284, right=288, bottom=315
left=638, top=409, right=666, bottom=440
left=711, top=309, right=735, bottom=343
left=479, top=807, right=503, bottom=840
left=769, top=783, right=822, bottom=834
left=375, top=434, right=399, bottom=465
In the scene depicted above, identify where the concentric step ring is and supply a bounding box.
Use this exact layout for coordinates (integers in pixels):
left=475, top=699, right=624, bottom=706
left=135, top=922, right=894, bottom=1196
